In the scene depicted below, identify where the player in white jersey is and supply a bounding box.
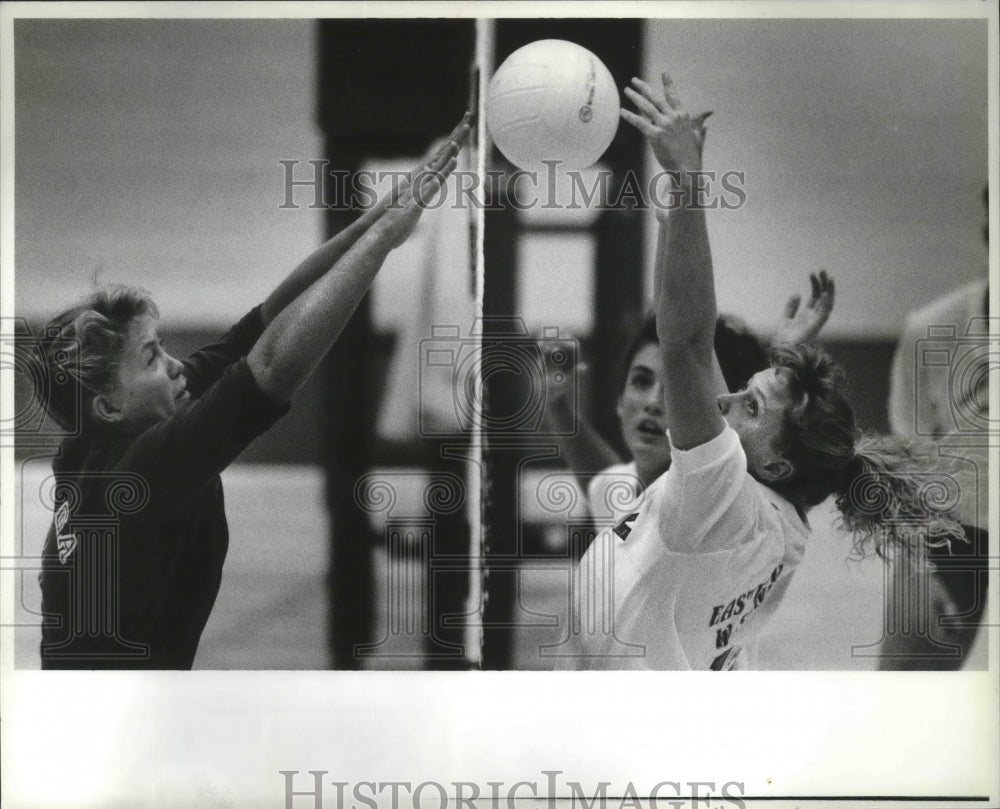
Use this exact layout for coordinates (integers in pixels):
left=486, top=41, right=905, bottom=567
left=577, top=296, right=834, bottom=530
left=568, top=73, right=966, bottom=670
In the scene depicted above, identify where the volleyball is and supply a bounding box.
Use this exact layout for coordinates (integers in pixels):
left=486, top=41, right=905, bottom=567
left=486, top=39, right=620, bottom=172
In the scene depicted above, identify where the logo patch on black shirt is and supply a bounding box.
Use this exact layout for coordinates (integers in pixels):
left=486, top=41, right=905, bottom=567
left=613, top=512, right=640, bottom=541
left=54, top=501, right=77, bottom=564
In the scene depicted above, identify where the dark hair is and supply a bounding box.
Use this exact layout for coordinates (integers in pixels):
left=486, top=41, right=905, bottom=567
left=35, top=285, right=158, bottom=431
left=621, top=312, right=768, bottom=393
left=620, top=315, right=658, bottom=382
left=767, top=343, right=965, bottom=557
left=714, top=314, right=770, bottom=392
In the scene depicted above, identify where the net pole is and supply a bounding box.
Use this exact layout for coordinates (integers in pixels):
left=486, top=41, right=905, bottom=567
left=463, top=17, right=493, bottom=669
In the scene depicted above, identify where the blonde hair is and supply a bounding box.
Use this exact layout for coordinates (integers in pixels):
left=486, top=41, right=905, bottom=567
left=836, top=435, right=967, bottom=558
left=768, top=344, right=965, bottom=558
left=36, top=284, right=158, bottom=430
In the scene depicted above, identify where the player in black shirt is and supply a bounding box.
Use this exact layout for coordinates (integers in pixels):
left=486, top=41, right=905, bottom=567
left=35, top=116, right=469, bottom=669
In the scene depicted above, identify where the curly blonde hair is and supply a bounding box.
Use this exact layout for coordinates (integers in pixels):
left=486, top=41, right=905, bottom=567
left=36, top=285, right=158, bottom=430
left=767, top=344, right=966, bottom=558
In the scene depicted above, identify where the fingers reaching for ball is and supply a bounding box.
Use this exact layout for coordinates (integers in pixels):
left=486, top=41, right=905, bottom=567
left=414, top=155, right=459, bottom=207
left=415, top=115, right=469, bottom=200
left=378, top=112, right=470, bottom=214
left=621, top=73, right=709, bottom=175
left=374, top=115, right=469, bottom=249
left=692, top=110, right=713, bottom=149
left=625, top=77, right=669, bottom=120
left=659, top=72, right=686, bottom=113
left=427, top=111, right=473, bottom=171
left=407, top=111, right=472, bottom=188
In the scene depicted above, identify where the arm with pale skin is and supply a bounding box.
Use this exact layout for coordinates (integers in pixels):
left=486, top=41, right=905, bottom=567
left=623, top=76, right=835, bottom=444
left=259, top=115, right=471, bottom=326
left=621, top=74, right=725, bottom=451
left=544, top=109, right=833, bottom=475
left=248, top=117, right=470, bottom=402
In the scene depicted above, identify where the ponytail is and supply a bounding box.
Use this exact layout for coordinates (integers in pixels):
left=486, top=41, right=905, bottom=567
left=834, top=434, right=967, bottom=559
left=766, top=344, right=969, bottom=560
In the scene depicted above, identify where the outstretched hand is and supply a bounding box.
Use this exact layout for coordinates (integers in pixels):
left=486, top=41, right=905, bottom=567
left=620, top=73, right=710, bottom=174
left=374, top=113, right=471, bottom=248
left=399, top=112, right=473, bottom=199
left=773, top=270, right=836, bottom=346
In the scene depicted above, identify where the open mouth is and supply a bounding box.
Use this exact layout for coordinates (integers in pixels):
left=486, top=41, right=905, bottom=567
left=636, top=418, right=664, bottom=438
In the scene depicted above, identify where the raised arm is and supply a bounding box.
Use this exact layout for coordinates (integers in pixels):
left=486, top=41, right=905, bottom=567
left=260, top=115, right=471, bottom=325
left=248, top=118, right=469, bottom=402
left=621, top=75, right=724, bottom=451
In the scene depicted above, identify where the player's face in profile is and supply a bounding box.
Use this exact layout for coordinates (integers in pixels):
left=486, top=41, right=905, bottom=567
left=103, top=314, right=188, bottom=427
left=617, top=342, right=671, bottom=471
left=717, top=367, right=795, bottom=482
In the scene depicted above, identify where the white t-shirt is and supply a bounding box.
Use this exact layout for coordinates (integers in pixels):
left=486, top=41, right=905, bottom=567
left=572, top=426, right=808, bottom=670
left=586, top=461, right=643, bottom=528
